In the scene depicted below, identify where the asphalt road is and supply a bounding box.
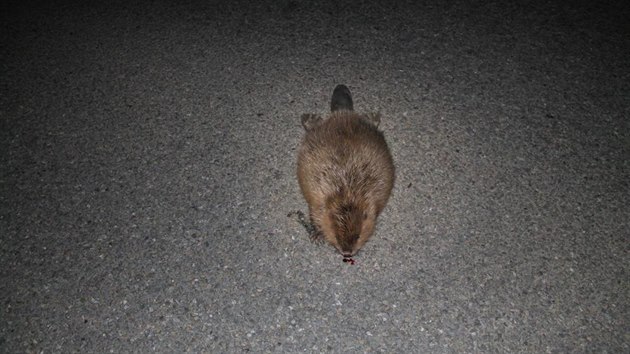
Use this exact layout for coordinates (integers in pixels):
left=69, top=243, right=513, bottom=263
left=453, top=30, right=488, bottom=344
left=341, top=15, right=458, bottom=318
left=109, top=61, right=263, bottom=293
left=1, top=0, right=628, bottom=352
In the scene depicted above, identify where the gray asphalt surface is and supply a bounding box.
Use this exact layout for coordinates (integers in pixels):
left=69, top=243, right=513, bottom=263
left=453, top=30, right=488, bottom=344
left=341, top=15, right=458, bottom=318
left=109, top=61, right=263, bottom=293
left=1, top=0, right=628, bottom=352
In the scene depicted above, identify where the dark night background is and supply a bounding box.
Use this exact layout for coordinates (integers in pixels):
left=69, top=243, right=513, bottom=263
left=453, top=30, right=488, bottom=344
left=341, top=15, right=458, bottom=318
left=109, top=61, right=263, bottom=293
left=1, top=0, right=628, bottom=352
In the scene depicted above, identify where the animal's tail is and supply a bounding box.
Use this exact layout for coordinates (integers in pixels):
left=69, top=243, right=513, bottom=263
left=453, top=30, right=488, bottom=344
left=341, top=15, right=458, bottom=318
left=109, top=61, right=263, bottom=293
left=330, top=84, right=353, bottom=112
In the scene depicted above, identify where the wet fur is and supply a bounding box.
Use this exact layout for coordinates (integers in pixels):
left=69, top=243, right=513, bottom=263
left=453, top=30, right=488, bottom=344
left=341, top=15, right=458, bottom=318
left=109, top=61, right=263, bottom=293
left=297, top=85, right=395, bottom=256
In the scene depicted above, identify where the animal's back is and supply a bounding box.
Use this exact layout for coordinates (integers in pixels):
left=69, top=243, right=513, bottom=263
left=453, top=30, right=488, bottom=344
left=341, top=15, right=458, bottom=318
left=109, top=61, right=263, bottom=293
left=298, top=112, right=394, bottom=210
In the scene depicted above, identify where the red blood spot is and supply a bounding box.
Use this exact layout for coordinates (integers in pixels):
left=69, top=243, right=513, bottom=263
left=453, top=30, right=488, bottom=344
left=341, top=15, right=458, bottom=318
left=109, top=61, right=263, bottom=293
left=343, top=257, right=356, bottom=265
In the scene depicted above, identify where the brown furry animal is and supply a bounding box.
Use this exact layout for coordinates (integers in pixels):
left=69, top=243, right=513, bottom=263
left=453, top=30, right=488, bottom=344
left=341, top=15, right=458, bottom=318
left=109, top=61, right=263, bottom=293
left=297, top=85, right=395, bottom=257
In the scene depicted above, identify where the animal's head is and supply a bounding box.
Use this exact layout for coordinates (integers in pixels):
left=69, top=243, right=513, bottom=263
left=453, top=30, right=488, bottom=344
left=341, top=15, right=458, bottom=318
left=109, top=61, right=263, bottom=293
left=320, top=194, right=376, bottom=257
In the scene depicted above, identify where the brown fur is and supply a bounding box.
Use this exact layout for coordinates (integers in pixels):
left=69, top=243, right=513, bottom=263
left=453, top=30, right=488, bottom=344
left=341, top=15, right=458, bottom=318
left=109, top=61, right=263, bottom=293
left=297, top=86, right=395, bottom=256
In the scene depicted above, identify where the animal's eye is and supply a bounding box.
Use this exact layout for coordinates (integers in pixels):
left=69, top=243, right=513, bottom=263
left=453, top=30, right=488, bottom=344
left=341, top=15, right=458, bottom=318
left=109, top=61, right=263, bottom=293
left=363, top=212, right=368, bottom=220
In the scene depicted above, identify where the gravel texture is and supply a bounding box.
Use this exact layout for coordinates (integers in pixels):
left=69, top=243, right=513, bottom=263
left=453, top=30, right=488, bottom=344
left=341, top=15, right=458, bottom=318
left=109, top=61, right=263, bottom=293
left=1, top=0, right=628, bottom=352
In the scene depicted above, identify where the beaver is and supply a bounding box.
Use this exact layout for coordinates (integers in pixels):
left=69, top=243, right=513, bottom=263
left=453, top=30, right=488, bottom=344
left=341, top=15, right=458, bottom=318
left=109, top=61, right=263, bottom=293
left=297, top=84, right=395, bottom=257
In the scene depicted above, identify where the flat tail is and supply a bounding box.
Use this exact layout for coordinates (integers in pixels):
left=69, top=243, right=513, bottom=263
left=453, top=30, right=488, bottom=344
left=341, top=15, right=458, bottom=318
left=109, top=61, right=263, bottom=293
left=330, top=84, right=353, bottom=112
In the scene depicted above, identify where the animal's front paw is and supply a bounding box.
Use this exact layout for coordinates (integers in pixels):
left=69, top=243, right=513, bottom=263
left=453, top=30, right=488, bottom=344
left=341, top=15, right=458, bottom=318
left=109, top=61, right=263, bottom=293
left=308, top=228, right=324, bottom=244
left=288, top=210, right=323, bottom=243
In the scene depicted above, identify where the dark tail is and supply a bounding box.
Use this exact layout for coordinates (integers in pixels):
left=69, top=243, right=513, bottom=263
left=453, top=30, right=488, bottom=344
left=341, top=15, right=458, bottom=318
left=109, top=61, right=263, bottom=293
left=330, top=84, right=353, bottom=112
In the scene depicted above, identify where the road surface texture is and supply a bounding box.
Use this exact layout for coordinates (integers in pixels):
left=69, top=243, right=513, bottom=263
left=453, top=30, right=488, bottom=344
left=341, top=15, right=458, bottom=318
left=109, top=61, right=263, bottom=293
left=1, top=0, right=628, bottom=352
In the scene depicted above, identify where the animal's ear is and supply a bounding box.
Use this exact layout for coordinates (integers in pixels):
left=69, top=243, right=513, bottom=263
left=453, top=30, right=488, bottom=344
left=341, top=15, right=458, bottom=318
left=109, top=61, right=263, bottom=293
left=361, top=112, right=381, bottom=127
left=301, top=113, right=323, bottom=131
